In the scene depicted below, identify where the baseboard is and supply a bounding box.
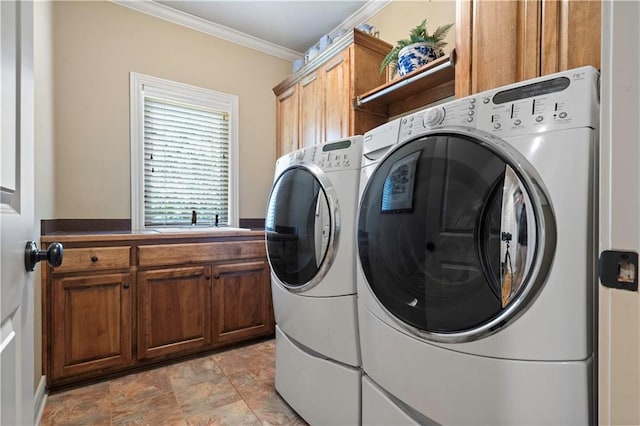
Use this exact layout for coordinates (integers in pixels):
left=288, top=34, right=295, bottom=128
left=34, top=375, right=47, bottom=425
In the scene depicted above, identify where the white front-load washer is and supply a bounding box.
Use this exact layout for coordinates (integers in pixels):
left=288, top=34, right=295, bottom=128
left=266, top=137, right=363, bottom=425
left=357, top=67, right=599, bottom=425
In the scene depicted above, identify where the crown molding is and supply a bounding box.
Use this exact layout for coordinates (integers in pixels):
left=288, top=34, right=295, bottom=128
left=112, top=0, right=390, bottom=62
left=337, top=0, right=391, bottom=33
left=112, top=0, right=303, bottom=61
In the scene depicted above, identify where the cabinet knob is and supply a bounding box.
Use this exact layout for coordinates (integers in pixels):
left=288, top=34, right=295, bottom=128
left=25, top=241, right=63, bottom=272
left=214, top=273, right=220, bottom=279
left=123, top=282, right=130, bottom=289
left=90, top=255, right=99, bottom=263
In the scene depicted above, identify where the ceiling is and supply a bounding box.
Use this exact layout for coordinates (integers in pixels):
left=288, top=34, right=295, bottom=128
left=115, top=0, right=388, bottom=60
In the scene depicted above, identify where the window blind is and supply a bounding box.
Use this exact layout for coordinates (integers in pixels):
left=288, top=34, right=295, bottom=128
left=144, top=96, right=229, bottom=227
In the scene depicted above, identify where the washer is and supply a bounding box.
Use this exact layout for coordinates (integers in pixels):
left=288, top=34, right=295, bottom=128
left=265, top=137, right=363, bottom=425
left=356, top=67, right=599, bottom=425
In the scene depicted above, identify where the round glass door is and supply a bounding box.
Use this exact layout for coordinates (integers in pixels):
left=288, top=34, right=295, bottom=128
left=358, top=131, right=554, bottom=342
left=266, top=165, right=335, bottom=290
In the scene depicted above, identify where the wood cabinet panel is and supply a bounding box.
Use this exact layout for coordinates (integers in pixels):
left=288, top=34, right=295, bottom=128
left=469, top=0, right=540, bottom=95
left=55, top=246, right=130, bottom=273
left=299, top=71, right=324, bottom=148
left=323, top=51, right=350, bottom=141
left=456, top=0, right=600, bottom=97
left=50, top=273, right=133, bottom=380
left=541, top=0, right=601, bottom=75
left=212, top=261, right=273, bottom=344
left=276, top=85, right=299, bottom=159
left=138, top=266, right=212, bottom=359
left=138, top=240, right=266, bottom=267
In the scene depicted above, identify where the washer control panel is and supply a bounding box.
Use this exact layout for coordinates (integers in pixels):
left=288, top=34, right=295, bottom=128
left=398, top=66, right=599, bottom=142
left=276, top=136, right=363, bottom=172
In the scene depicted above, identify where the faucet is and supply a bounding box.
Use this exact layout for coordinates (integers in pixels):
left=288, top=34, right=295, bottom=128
left=191, top=210, right=197, bottom=225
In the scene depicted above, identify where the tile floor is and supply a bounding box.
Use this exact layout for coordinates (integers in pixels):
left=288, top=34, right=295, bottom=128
left=40, top=339, right=307, bottom=425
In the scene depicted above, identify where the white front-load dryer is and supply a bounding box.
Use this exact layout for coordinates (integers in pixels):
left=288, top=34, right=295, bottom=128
left=357, top=67, right=599, bottom=425
left=266, top=137, right=363, bottom=425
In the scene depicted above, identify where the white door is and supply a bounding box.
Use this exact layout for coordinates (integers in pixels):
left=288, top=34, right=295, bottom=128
left=1, top=1, right=36, bottom=424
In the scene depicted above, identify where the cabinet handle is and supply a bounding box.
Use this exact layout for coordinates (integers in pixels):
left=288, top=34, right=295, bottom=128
left=90, top=255, right=99, bottom=263
left=123, top=282, right=130, bottom=289
left=214, top=273, right=220, bottom=279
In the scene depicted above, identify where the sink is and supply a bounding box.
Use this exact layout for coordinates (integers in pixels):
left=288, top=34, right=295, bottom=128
left=152, top=227, right=253, bottom=233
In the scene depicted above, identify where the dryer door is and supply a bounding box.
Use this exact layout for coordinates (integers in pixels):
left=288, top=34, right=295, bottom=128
left=266, top=164, right=338, bottom=291
left=357, top=130, right=555, bottom=343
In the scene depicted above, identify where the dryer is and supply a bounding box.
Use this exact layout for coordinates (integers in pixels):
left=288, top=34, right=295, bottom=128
left=356, top=67, right=599, bottom=425
left=266, top=137, right=363, bottom=425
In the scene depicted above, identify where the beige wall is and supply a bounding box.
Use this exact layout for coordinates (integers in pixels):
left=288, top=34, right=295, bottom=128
left=367, top=0, right=456, bottom=57
left=51, top=1, right=291, bottom=220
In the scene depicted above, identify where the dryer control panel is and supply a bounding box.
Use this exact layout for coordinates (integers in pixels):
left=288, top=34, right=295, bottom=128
left=397, top=66, right=599, bottom=142
left=274, top=136, right=363, bottom=176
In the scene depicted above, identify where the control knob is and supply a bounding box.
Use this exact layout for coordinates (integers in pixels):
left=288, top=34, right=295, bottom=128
left=424, top=107, right=445, bottom=127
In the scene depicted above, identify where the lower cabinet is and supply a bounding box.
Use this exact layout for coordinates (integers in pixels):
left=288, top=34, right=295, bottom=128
left=137, top=266, right=212, bottom=360
left=213, top=261, right=274, bottom=344
left=50, top=273, right=133, bottom=381
left=42, top=234, right=274, bottom=389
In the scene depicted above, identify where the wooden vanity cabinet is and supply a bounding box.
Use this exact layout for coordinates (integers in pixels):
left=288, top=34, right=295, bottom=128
left=455, top=0, right=601, bottom=97
left=42, top=232, right=274, bottom=389
left=137, top=240, right=273, bottom=358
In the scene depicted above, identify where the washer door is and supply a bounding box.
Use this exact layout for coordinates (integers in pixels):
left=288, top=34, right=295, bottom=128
left=358, top=130, right=555, bottom=342
left=266, top=164, right=338, bottom=291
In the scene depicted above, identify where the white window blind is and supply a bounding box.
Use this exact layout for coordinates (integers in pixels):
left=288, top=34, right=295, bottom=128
left=144, top=97, right=230, bottom=227
left=130, top=72, right=239, bottom=230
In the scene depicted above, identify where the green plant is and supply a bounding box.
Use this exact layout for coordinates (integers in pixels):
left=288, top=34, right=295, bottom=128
left=380, top=20, right=454, bottom=76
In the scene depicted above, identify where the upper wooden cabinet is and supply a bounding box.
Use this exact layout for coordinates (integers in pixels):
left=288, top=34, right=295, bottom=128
left=455, top=0, right=601, bottom=97
left=273, top=30, right=391, bottom=158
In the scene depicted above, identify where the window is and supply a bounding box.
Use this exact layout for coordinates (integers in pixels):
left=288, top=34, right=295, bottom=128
left=130, top=73, right=238, bottom=229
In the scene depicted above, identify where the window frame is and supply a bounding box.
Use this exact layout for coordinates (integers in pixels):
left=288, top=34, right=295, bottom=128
left=130, top=72, right=239, bottom=230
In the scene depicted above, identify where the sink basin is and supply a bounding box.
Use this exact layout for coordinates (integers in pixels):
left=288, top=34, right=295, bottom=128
left=152, top=227, right=252, bottom=233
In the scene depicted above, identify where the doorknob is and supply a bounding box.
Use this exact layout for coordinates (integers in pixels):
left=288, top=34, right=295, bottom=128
left=25, top=241, right=63, bottom=272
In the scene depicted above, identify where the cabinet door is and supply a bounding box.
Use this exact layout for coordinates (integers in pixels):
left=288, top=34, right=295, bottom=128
left=456, top=0, right=601, bottom=97
left=50, top=273, right=133, bottom=380
left=299, top=71, right=324, bottom=148
left=138, top=266, right=212, bottom=359
left=276, top=85, right=299, bottom=159
left=456, top=0, right=541, bottom=97
left=323, top=50, right=350, bottom=142
left=541, top=0, right=601, bottom=75
left=212, top=261, right=274, bottom=344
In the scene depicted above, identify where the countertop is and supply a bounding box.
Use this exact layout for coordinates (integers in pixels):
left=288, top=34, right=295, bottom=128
left=41, top=227, right=266, bottom=244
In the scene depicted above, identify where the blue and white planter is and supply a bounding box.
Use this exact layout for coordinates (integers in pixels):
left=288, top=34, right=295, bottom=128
left=396, top=42, right=442, bottom=77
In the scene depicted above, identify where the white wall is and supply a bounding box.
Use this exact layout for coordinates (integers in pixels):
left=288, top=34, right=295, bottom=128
left=599, top=1, right=640, bottom=424
left=33, top=0, right=55, bottom=391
